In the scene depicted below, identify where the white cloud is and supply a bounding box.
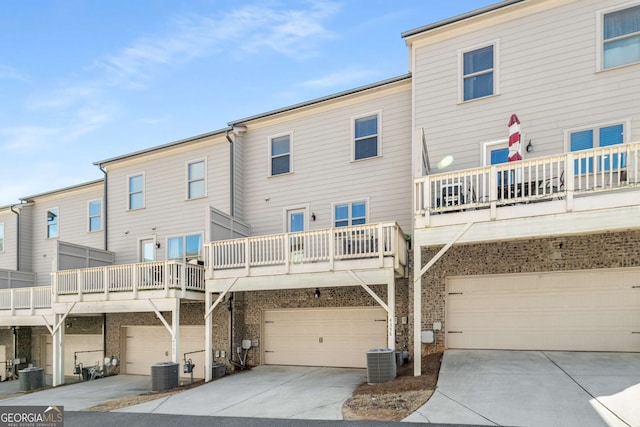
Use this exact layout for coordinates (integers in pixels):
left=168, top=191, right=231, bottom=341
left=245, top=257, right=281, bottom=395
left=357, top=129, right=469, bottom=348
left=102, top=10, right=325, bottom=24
left=0, top=126, right=60, bottom=152
left=297, top=68, right=376, bottom=89
left=0, top=64, right=28, bottom=82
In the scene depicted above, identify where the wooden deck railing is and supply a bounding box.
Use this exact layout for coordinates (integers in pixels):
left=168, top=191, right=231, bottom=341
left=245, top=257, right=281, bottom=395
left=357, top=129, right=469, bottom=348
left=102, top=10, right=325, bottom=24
left=52, top=261, right=205, bottom=299
left=415, top=142, right=639, bottom=215
left=0, top=286, right=51, bottom=311
left=206, top=222, right=407, bottom=274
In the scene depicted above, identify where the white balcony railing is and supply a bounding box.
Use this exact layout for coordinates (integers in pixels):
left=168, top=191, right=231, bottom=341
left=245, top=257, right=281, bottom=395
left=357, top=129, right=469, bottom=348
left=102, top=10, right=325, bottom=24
left=52, top=261, right=205, bottom=299
left=415, top=142, right=640, bottom=215
left=0, top=269, right=36, bottom=288
left=0, top=286, right=52, bottom=311
left=206, top=222, right=407, bottom=275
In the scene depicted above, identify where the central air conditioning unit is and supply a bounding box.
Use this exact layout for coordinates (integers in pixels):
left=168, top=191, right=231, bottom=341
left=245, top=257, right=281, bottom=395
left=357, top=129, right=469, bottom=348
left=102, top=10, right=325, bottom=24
left=151, top=361, right=179, bottom=392
left=18, top=367, right=45, bottom=391
left=366, top=348, right=397, bottom=384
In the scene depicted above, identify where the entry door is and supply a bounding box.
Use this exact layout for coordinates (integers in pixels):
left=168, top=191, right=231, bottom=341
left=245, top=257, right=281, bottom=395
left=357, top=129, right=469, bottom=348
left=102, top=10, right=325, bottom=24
left=287, top=209, right=305, bottom=253
left=140, top=239, right=155, bottom=262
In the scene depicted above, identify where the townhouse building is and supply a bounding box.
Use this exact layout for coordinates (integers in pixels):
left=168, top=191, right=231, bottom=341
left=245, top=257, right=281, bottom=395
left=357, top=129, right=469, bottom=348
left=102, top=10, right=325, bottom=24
left=0, top=0, right=638, bottom=386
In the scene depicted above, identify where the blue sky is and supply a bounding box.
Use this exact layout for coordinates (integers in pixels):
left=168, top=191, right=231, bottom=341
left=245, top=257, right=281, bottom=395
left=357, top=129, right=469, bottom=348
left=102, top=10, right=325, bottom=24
left=0, top=0, right=496, bottom=206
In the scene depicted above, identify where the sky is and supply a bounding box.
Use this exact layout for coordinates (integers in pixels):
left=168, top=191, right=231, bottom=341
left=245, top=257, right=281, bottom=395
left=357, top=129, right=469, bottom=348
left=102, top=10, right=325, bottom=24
left=0, top=0, right=497, bottom=206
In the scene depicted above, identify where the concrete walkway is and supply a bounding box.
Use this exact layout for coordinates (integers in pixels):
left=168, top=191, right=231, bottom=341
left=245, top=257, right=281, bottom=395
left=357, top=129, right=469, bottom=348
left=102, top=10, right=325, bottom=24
left=115, top=365, right=365, bottom=420
left=0, top=375, right=151, bottom=411
left=404, top=350, right=640, bottom=427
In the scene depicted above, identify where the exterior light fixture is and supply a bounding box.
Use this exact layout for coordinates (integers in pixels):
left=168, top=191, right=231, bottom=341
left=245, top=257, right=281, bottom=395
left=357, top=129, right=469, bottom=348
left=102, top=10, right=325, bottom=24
left=314, top=288, right=321, bottom=298
left=526, top=140, right=534, bottom=153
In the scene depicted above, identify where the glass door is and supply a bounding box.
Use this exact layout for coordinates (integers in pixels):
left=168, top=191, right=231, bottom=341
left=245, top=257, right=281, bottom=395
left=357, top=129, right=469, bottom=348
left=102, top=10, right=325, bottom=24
left=140, top=239, right=155, bottom=262
left=287, top=209, right=305, bottom=255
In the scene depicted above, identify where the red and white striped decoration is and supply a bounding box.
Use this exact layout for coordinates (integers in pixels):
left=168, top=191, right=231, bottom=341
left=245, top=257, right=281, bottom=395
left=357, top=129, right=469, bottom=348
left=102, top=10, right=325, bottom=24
left=508, top=114, right=522, bottom=162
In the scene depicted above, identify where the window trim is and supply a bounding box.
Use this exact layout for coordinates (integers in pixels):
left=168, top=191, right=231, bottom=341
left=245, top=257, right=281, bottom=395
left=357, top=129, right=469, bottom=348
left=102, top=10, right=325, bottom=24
left=166, top=232, right=204, bottom=263
left=268, top=131, right=294, bottom=177
left=331, top=199, right=370, bottom=227
left=127, top=172, right=145, bottom=211
left=482, top=139, right=509, bottom=167
left=46, top=207, right=59, bottom=240
left=282, top=204, right=310, bottom=233
left=458, top=39, right=500, bottom=103
left=0, top=222, right=4, bottom=253
left=185, top=158, right=208, bottom=200
left=597, top=2, right=640, bottom=71
left=87, top=198, right=103, bottom=233
left=563, top=119, right=630, bottom=152
left=351, top=111, right=382, bottom=162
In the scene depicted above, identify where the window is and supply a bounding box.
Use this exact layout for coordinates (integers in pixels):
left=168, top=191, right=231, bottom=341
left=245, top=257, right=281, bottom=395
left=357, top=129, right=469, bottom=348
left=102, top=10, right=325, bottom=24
left=353, top=114, right=380, bottom=160
left=570, top=123, right=625, bottom=173
left=47, top=208, right=58, bottom=239
left=461, top=43, right=496, bottom=101
left=187, top=160, right=206, bottom=199
left=602, top=5, right=640, bottom=69
left=269, top=134, right=291, bottom=176
left=88, top=200, right=102, bottom=232
left=128, top=174, right=144, bottom=210
left=0, top=223, right=4, bottom=252
left=168, top=234, right=203, bottom=263
left=334, top=201, right=367, bottom=227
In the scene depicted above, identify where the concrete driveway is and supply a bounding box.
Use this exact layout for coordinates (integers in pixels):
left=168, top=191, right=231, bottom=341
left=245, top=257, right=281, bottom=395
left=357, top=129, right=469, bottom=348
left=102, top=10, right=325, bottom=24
left=0, top=375, right=151, bottom=411
left=404, top=350, right=640, bottom=427
left=115, top=365, right=365, bottom=420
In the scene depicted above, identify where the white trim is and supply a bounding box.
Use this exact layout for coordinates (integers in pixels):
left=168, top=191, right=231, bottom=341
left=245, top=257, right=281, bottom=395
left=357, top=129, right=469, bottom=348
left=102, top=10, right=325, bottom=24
left=596, top=2, right=640, bottom=72
left=185, top=157, right=208, bottom=200
left=562, top=118, right=631, bottom=152
left=331, top=198, right=370, bottom=226
left=351, top=110, right=383, bottom=162
left=137, top=236, right=157, bottom=262
left=0, top=222, right=4, bottom=253
left=482, top=138, right=509, bottom=167
left=283, top=204, right=310, bottom=233
left=458, top=39, right=500, bottom=104
left=87, top=198, right=103, bottom=233
left=166, top=231, right=205, bottom=262
left=46, top=207, right=60, bottom=240
left=126, top=172, right=146, bottom=211
left=267, top=131, right=294, bottom=177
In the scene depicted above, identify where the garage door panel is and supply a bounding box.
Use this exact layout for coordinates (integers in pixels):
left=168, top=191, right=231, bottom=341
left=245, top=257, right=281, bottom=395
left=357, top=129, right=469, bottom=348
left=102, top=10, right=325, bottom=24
left=263, top=307, right=387, bottom=368
left=44, top=334, right=104, bottom=376
left=125, top=326, right=205, bottom=378
left=446, top=268, right=640, bottom=352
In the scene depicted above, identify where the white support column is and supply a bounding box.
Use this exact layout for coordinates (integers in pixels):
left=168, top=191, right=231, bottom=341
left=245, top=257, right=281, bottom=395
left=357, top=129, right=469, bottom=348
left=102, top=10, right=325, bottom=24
left=413, top=222, right=473, bottom=376
left=205, top=291, right=212, bottom=382
left=386, top=270, right=395, bottom=349
left=52, top=313, right=65, bottom=387
left=172, top=298, right=180, bottom=365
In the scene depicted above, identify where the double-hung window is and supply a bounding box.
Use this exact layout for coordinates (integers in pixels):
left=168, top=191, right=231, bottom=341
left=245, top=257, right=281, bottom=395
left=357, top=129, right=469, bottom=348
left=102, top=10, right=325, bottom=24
left=334, top=201, right=367, bottom=227
left=353, top=113, right=380, bottom=160
left=187, top=160, right=206, bottom=199
left=88, top=199, right=102, bottom=232
left=128, top=174, right=144, bottom=210
left=569, top=123, right=625, bottom=173
left=269, top=133, right=291, bottom=176
left=602, top=5, right=640, bottom=69
left=168, top=233, right=203, bottom=263
left=47, top=208, right=59, bottom=239
left=461, top=43, right=496, bottom=102
left=0, top=223, right=4, bottom=252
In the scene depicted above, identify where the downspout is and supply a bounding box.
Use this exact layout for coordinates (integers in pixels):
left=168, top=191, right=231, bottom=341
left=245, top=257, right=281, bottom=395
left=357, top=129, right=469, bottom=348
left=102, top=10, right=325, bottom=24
left=98, top=165, right=108, bottom=251
left=224, top=130, right=235, bottom=217
left=9, top=205, right=20, bottom=271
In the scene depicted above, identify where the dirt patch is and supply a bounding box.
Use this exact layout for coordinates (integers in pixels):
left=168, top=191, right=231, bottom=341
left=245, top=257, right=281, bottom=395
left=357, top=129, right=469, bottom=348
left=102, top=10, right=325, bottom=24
left=342, top=352, right=442, bottom=422
left=86, top=380, right=206, bottom=412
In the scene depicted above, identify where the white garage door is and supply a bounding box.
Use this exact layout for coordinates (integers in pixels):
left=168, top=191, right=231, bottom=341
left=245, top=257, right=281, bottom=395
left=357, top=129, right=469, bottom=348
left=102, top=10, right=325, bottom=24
left=123, top=325, right=206, bottom=378
left=446, top=268, right=640, bottom=352
left=43, top=334, right=104, bottom=376
left=263, top=307, right=387, bottom=368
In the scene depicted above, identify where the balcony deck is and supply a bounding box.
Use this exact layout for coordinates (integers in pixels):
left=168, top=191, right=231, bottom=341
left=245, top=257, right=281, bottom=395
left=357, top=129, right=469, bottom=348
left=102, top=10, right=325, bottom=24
left=414, top=142, right=640, bottom=245
left=205, top=222, right=407, bottom=292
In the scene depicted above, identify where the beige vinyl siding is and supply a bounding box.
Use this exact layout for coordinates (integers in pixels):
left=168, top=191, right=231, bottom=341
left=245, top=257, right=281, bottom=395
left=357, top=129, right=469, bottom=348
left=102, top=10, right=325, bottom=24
left=241, top=80, right=412, bottom=236
left=106, top=135, right=230, bottom=264
left=18, top=205, right=33, bottom=272
left=412, top=0, right=640, bottom=174
left=233, top=137, right=245, bottom=221
left=0, top=210, right=16, bottom=270
left=30, top=183, right=104, bottom=286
